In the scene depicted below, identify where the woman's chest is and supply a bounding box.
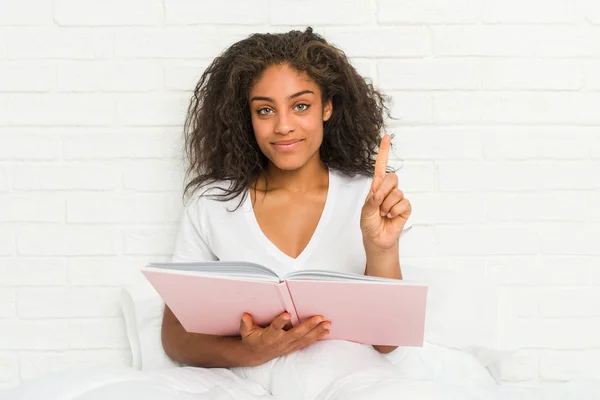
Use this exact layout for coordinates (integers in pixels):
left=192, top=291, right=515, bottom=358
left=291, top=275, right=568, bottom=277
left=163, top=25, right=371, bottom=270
left=252, top=194, right=326, bottom=260
left=207, top=197, right=367, bottom=276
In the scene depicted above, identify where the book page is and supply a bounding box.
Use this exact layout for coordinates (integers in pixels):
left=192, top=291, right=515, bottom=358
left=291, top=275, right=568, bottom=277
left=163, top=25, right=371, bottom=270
left=145, top=261, right=281, bottom=282
left=283, top=269, right=408, bottom=283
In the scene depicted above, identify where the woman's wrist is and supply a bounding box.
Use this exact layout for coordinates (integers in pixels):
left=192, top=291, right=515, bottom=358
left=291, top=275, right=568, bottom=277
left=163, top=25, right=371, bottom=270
left=236, top=337, right=282, bottom=367
left=224, top=337, right=268, bottom=367
left=363, top=240, right=402, bottom=279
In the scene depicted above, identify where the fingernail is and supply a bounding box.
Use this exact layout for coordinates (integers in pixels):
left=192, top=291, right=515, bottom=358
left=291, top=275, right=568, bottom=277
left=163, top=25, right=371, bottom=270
left=387, top=213, right=393, bottom=218
left=323, top=323, right=331, bottom=329
left=374, top=192, right=381, bottom=201
left=283, top=314, right=290, bottom=321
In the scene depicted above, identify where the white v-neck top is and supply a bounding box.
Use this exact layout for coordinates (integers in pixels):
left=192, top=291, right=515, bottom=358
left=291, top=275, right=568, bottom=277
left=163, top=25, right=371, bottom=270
left=171, top=169, right=389, bottom=277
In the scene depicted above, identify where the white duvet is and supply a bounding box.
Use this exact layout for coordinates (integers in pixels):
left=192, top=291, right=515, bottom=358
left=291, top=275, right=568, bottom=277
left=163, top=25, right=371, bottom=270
left=3, top=340, right=600, bottom=400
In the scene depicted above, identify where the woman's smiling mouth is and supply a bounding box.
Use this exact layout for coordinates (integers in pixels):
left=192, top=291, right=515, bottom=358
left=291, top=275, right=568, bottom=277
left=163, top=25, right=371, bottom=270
left=271, top=139, right=304, bottom=152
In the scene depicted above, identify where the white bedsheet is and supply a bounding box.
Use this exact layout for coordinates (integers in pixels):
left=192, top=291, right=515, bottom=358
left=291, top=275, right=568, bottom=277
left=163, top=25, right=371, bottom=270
left=3, top=365, right=600, bottom=400
left=3, top=341, right=600, bottom=400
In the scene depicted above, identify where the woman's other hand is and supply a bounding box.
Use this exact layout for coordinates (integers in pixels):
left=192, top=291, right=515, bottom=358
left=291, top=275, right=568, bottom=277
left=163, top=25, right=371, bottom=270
left=360, top=134, right=411, bottom=251
left=239, top=312, right=330, bottom=366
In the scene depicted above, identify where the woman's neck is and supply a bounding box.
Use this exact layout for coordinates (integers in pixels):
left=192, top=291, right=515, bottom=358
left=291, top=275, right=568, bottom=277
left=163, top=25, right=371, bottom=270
left=257, top=157, right=328, bottom=193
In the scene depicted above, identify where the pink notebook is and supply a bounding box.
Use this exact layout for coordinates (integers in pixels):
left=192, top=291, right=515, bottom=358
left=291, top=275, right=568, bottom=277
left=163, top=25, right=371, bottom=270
left=141, top=261, right=428, bottom=347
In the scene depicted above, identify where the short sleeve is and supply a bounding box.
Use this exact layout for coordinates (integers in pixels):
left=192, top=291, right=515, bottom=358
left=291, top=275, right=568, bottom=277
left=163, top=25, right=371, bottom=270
left=171, top=198, right=218, bottom=262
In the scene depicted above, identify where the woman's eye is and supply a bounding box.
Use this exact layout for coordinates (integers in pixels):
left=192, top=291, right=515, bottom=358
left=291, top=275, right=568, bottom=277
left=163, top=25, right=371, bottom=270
left=257, top=104, right=308, bottom=115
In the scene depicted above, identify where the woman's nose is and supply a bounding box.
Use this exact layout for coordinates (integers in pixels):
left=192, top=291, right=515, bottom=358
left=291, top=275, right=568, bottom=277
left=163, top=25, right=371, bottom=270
left=275, top=113, right=295, bottom=135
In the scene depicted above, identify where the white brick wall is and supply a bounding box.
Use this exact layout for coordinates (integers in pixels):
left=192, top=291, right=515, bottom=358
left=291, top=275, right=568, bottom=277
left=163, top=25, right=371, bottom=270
left=1, top=0, right=599, bottom=390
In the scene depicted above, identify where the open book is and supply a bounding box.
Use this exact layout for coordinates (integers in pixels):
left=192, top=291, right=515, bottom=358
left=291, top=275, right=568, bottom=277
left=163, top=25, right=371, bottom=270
left=141, top=261, right=428, bottom=347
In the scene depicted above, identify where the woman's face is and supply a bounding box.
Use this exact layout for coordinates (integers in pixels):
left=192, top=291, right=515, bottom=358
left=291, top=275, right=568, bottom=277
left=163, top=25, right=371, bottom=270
left=249, top=63, right=332, bottom=172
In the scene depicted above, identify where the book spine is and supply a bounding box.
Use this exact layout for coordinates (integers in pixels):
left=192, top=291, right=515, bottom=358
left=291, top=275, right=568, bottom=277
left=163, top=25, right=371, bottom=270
left=275, top=282, right=300, bottom=326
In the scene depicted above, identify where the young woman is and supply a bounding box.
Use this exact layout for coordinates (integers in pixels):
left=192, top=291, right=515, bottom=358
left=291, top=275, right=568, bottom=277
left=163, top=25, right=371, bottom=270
left=162, top=27, right=418, bottom=399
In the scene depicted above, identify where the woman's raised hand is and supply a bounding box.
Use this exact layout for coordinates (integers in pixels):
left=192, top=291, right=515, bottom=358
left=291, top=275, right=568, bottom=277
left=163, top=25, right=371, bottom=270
left=239, top=312, right=330, bottom=366
left=360, top=134, right=412, bottom=251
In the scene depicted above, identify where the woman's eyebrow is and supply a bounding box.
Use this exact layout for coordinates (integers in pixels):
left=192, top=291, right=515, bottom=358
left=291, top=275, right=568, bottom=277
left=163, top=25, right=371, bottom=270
left=250, top=90, right=314, bottom=103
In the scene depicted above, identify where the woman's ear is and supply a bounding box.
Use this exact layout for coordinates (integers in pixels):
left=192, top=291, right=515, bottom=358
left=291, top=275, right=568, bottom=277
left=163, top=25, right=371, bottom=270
left=323, top=98, right=333, bottom=121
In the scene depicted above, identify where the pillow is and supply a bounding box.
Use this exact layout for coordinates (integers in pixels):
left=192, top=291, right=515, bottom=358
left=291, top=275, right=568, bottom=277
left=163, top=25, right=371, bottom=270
left=400, top=263, right=515, bottom=382
left=120, top=275, right=181, bottom=371
left=384, top=342, right=497, bottom=386
left=119, top=287, right=141, bottom=369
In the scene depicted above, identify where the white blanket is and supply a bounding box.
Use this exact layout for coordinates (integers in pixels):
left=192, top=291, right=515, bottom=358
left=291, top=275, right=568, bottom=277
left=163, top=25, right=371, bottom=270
left=3, top=341, right=600, bottom=400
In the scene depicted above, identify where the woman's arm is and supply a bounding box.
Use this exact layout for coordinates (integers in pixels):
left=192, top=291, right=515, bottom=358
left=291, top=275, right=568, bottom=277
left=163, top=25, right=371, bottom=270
left=359, top=135, right=411, bottom=355
left=162, top=305, right=262, bottom=368
left=364, top=242, right=401, bottom=354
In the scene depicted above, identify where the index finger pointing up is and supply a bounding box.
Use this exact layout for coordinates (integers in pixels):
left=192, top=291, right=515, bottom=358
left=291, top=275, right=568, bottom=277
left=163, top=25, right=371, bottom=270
left=374, top=134, right=391, bottom=179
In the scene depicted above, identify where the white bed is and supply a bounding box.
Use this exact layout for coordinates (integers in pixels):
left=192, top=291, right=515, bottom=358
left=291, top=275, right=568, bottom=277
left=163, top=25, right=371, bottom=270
left=4, top=349, right=600, bottom=400
left=3, top=267, right=600, bottom=400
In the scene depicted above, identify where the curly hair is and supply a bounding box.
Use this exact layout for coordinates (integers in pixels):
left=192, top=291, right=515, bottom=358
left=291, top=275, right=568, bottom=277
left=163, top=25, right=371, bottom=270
left=183, top=26, right=391, bottom=208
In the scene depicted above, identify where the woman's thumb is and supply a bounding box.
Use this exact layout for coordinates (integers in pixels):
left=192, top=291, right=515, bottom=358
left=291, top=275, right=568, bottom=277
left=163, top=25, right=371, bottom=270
left=239, top=313, right=253, bottom=336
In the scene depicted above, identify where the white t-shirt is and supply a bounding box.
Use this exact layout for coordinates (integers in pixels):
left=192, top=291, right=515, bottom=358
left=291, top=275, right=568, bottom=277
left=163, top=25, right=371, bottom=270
left=171, top=168, right=375, bottom=277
